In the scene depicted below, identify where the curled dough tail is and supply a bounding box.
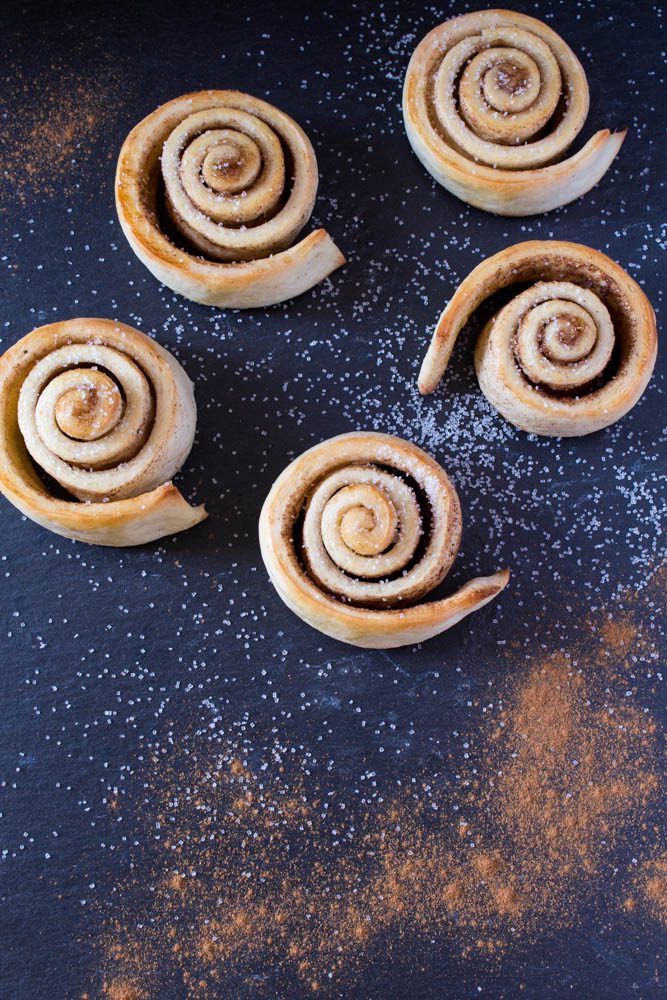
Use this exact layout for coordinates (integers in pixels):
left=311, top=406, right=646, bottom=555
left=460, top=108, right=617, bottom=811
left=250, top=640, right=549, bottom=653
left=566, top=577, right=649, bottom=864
left=116, top=91, right=345, bottom=308
left=259, top=432, right=508, bottom=649
left=402, top=10, right=625, bottom=215
left=418, top=241, right=657, bottom=437
left=0, top=318, right=207, bottom=545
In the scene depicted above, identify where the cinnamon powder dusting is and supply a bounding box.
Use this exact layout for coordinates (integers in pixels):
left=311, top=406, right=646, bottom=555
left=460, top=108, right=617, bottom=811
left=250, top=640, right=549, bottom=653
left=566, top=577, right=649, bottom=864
left=102, top=982, right=144, bottom=1000
left=625, top=852, right=667, bottom=928
left=1, top=59, right=129, bottom=206
left=98, top=574, right=664, bottom=997
left=641, top=854, right=667, bottom=926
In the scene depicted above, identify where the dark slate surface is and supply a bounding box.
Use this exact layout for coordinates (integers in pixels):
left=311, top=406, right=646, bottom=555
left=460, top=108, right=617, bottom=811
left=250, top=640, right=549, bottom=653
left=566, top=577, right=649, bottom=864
left=0, top=1, right=664, bottom=998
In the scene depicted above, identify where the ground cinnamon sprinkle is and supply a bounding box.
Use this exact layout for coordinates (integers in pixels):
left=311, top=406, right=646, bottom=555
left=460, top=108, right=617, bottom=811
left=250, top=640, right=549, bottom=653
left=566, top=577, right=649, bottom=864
left=98, top=571, right=664, bottom=997
left=1, top=58, right=129, bottom=206
left=641, top=854, right=667, bottom=925
left=625, top=852, right=667, bottom=927
left=475, top=656, right=658, bottom=915
left=102, top=982, right=144, bottom=1000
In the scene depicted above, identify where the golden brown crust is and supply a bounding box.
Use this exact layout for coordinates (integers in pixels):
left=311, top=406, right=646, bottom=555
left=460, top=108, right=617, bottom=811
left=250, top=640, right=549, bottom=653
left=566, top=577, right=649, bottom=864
left=0, top=318, right=207, bottom=545
left=419, top=241, right=657, bottom=437
left=115, top=91, right=345, bottom=307
left=259, top=432, right=508, bottom=648
left=402, top=10, right=625, bottom=215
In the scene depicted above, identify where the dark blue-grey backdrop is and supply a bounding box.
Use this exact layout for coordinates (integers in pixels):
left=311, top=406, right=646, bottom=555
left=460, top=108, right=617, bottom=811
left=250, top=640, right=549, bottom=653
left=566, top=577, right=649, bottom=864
left=1, top=1, right=664, bottom=997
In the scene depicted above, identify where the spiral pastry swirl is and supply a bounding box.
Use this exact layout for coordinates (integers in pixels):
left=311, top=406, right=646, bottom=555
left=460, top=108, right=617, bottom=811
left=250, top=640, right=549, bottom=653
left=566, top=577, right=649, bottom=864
left=403, top=10, right=626, bottom=215
left=259, top=432, right=508, bottom=648
left=418, top=242, right=657, bottom=437
left=0, top=319, right=207, bottom=545
left=116, top=91, right=345, bottom=307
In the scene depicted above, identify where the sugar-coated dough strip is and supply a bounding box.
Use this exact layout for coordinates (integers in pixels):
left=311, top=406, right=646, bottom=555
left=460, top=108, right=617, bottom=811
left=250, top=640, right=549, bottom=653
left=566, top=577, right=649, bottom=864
left=259, top=432, right=508, bottom=648
left=418, top=242, right=657, bottom=437
left=116, top=91, right=345, bottom=307
left=0, top=318, right=207, bottom=545
left=403, top=10, right=626, bottom=215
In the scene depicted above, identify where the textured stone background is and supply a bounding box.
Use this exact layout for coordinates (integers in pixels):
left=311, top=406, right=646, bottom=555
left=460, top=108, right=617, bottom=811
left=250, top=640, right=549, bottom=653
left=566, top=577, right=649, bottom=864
left=0, top=1, right=664, bottom=997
